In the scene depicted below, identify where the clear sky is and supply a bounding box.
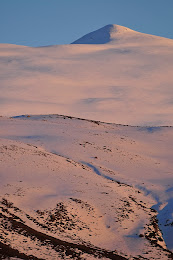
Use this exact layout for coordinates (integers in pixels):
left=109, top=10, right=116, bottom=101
left=0, top=0, right=173, bottom=47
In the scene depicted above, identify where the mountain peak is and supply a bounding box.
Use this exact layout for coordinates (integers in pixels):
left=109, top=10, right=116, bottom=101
left=71, top=24, right=134, bottom=44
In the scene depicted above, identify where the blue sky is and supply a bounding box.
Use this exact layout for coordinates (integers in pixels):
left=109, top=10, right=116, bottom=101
left=0, top=0, right=173, bottom=46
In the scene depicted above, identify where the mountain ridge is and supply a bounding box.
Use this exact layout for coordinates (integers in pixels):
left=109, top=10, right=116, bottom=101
left=71, top=24, right=172, bottom=45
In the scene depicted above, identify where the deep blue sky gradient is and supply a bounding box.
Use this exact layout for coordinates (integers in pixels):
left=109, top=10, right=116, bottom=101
left=0, top=0, right=173, bottom=46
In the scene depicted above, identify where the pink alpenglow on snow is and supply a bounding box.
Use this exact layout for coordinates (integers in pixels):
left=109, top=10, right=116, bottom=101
left=0, top=25, right=173, bottom=260
left=0, top=115, right=173, bottom=259
left=0, top=25, right=173, bottom=125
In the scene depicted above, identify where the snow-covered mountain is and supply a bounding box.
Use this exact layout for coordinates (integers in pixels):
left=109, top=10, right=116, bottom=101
left=1, top=25, right=173, bottom=259
left=1, top=115, right=173, bottom=259
left=0, top=25, right=173, bottom=125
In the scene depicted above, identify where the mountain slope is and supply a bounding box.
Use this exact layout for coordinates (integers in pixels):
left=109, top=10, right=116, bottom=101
left=0, top=25, right=173, bottom=125
left=1, top=115, right=173, bottom=259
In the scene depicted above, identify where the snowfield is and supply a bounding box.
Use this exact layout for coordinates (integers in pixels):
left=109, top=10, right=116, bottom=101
left=0, top=25, right=173, bottom=125
left=0, top=25, right=173, bottom=259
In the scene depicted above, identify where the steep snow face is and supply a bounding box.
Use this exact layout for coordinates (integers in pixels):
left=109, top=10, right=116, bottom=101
left=0, top=25, right=173, bottom=125
left=71, top=24, right=134, bottom=44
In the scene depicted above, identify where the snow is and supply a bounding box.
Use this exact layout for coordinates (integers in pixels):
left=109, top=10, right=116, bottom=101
left=1, top=24, right=173, bottom=259
left=0, top=115, right=173, bottom=259
left=0, top=25, right=173, bottom=125
left=71, top=24, right=135, bottom=44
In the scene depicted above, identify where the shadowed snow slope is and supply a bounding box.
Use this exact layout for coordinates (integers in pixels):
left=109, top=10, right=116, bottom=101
left=0, top=24, right=173, bottom=125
